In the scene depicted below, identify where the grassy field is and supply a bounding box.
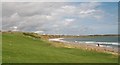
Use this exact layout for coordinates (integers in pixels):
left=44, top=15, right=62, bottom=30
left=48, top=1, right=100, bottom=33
left=2, top=32, right=118, bottom=63
left=0, top=32, right=2, bottom=64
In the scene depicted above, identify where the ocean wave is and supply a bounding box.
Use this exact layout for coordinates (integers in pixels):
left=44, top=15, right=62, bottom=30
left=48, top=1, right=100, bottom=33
left=77, top=41, right=120, bottom=46
left=49, top=38, right=64, bottom=41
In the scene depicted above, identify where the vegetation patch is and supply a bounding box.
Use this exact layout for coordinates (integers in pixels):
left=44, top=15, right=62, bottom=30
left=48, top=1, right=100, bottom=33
left=2, top=32, right=118, bottom=63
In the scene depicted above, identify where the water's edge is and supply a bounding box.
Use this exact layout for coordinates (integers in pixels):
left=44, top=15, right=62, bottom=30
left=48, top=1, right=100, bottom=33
left=49, top=37, right=119, bottom=49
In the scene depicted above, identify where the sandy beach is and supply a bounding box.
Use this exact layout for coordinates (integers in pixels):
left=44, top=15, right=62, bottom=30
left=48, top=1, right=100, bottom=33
left=49, top=38, right=119, bottom=55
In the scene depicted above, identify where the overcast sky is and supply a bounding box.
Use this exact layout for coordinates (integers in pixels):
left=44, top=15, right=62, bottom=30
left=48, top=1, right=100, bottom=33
left=2, top=2, right=118, bottom=35
left=1, top=0, right=119, bottom=2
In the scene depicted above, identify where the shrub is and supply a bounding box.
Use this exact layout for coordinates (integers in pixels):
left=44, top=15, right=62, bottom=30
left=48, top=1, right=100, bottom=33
left=23, top=32, right=41, bottom=39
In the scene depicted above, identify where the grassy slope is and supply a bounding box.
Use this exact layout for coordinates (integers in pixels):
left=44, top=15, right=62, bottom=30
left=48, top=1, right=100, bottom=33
left=0, top=33, right=2, bottom=64
left=2, top=32, right=118, bottom=63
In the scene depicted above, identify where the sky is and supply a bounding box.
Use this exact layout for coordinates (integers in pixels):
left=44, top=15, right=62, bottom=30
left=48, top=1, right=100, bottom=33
left=2, top=2, right=118, bottom=35
left=1, top=0, right=119, bottom=2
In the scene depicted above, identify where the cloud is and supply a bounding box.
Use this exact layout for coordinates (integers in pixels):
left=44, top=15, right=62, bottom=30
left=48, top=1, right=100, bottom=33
left=79, top=2, right=101, bottom=9
left=80, top=9, right=96, bottom=14
left=0, top=3, right=1, bottom=17
left=34, top=31, right=44, bottom=33
left=2, top=0, right=119, bottom=2
left=63, top=18, right=75, bottom=26
left=65, top=19, right=75, bottom=22
left=2, top=2, right=117, bottom=35
left=2, top=0, right=68, bottom=2
left=9, top=26, right=19, bottom=31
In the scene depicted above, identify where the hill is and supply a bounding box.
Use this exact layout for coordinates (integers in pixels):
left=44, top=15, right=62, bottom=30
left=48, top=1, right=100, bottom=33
left=2, top=32, right=118, bottom=63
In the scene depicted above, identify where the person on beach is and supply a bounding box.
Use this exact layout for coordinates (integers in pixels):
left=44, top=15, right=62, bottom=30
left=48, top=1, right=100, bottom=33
left=97, top=43, right=100, bottom=47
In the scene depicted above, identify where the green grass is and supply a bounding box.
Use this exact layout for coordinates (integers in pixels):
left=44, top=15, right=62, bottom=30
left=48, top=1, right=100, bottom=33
left=2, top=32, right=118, bottom=63
left=0, top=33, right=2, bottom=64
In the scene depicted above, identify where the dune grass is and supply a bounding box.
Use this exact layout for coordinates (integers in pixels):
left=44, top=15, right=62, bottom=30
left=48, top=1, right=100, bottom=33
left=2, top=32, right=118, bottom=63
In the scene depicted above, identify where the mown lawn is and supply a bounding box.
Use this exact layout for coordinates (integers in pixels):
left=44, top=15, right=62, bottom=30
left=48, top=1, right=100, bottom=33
left=2, top=32, right=118, bottom=63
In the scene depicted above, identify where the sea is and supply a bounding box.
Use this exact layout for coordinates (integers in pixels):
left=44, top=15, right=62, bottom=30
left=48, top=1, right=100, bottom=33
left=62, top=36, right=120, bottom=48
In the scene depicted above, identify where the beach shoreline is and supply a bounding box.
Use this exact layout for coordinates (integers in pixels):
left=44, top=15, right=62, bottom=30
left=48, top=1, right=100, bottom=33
left=49, top=38, right=119, bottom=55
